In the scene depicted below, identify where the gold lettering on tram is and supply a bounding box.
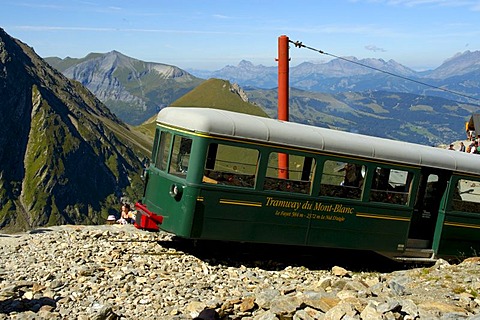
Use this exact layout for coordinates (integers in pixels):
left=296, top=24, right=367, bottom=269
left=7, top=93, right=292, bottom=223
left=265, top=197, right=354, bottom=222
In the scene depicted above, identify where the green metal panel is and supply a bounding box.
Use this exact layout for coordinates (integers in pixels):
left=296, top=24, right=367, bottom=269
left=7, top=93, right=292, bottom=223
left=194, top=189, right=310, bottom=244
left=189, top=185, right=411, bottom=254
left=143, top=169, right=195, bottom=237
left=433, top=175, right=480, bottom=259
left=142, top=130, right=208, bottom=238
left=307, top=202, right=411, bottom=252
left=437, top=212, right=480, bottom=258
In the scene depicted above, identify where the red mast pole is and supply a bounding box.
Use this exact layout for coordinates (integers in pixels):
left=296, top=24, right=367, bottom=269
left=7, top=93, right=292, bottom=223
left=277, top=35, right=289, bottom=179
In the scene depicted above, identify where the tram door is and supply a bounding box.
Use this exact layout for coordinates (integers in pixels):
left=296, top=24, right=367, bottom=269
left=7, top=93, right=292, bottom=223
left=408, top=168, right=451, bottom=247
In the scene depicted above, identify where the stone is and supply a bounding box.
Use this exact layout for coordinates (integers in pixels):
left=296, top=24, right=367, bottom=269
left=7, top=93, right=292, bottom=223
left=293, top=308, right=322, bottom=320
left=269, top=295, right=301, bottom=317
left=331, top=266, right=350, bottom=277
left=360, top=302, right=381, bottom=319
left=1, top=225, right=480, bottom=319
left=387, top=279, right=407, bottom=296
left=303, top=306, right=325, bottom=319
left=253, top=309, right=278, bottom=320
left=186, top=301, right=207, bottom=317
left=324, top=301, right=356, bottom=320
left=418, top=301, right=468, bottom=314
left=240, top=296, right=256, bottom=312
left=376, top=299, right=401, bottom=313
left=256, top=289, right=281, bottom=309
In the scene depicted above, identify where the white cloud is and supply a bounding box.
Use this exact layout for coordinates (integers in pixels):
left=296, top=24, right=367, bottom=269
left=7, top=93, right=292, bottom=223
left=212, top=14, right=233, bottom=19
left=382, top=0, right=480, bottom=9
left=365, top=45, right=387, bottom=52
left=285, top=24, right=398, bottom=37
left=13, top=25, right=248, bottom=35
left=352, top=0, right=480, bottom=9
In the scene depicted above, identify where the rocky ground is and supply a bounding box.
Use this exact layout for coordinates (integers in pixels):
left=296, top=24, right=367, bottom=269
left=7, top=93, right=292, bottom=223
left=1, top=224, right=480, bottom=319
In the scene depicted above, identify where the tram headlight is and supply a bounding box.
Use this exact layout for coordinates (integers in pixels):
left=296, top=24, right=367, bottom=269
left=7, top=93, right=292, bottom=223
left=169, top=184, right=183, bottom=200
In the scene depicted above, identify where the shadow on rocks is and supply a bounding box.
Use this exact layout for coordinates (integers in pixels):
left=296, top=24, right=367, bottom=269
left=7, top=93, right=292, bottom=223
left=0, top=234, right=20, bottom=238
left=158, top=237, right=407, bottom=273
left=193, top=307, right=220, bottom=320
left=0, top=296, right=56, bottom=314
left=28, top=228, right=55, bottom=235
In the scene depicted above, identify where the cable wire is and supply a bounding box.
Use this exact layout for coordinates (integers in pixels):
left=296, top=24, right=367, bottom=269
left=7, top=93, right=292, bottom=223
left=290, top=40, right=480, bottom=104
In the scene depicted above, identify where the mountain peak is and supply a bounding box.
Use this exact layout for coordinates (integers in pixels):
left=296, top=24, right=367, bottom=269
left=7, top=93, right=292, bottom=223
left=170, top=78, right=267, bottom=117
left=238, top=60, right=255, bottom=68
left=105, top=50, right=129, bottom=60
left=428, top=50, right=480, bottom=79
left=448, top=50, right=473, bottom=60
left=0, top=29, right=144, bottom=231
left=45, top=51, right=202, bottom=125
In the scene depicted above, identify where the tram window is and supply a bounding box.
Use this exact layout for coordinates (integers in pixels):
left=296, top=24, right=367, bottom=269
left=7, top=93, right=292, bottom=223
left=452, top=179, right=480, bottom=213
left=203, top=143, right=258, bottom=188
left=154, top=131, right=172, bottom=171
left=169, top=136, right=192, bottom=177
left=263, top=153, right=315, bottom=194
left=319, top=160, right=365, bottom=200
left=370, top=167, right=412, bottom=205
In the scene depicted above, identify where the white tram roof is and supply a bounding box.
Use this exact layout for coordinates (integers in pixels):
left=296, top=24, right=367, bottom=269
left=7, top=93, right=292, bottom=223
left=157, top=107, right=480, bottom=175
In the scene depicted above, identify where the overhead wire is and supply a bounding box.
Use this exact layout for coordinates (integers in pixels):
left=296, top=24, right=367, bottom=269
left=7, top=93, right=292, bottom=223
left=289, top=40, right=480, bottom=105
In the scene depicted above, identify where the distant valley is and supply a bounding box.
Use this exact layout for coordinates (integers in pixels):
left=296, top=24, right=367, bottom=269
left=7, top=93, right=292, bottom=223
left=247, top=88, right=476, bottom=146
left=47, top=50, right=480, bottom=146
left=188, top=51, right=480, bottom=103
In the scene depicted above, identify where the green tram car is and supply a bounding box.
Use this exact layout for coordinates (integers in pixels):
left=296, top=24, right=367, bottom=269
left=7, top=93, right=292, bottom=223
left=135, top=107, right=480, bottom=262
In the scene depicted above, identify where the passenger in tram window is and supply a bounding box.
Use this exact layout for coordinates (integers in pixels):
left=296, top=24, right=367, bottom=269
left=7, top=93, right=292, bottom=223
left=372, top=168, right=389, bottom=190
left=470, top=142, right=479, bottom=154
left=343, top=163, right=360, bottom=187
left=469, top=130, right=475, bottom=141
left=467, top=142, right=474, bottom=153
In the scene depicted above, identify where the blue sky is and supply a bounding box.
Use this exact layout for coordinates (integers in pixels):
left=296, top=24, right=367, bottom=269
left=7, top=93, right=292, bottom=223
left=1, top=0, right=479, bottom=71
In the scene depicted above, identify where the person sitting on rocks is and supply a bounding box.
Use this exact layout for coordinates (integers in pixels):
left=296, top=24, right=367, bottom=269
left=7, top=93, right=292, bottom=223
left=106, top=214, right=116, bottom=225
left=117, top=203, right=134, bottom=224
